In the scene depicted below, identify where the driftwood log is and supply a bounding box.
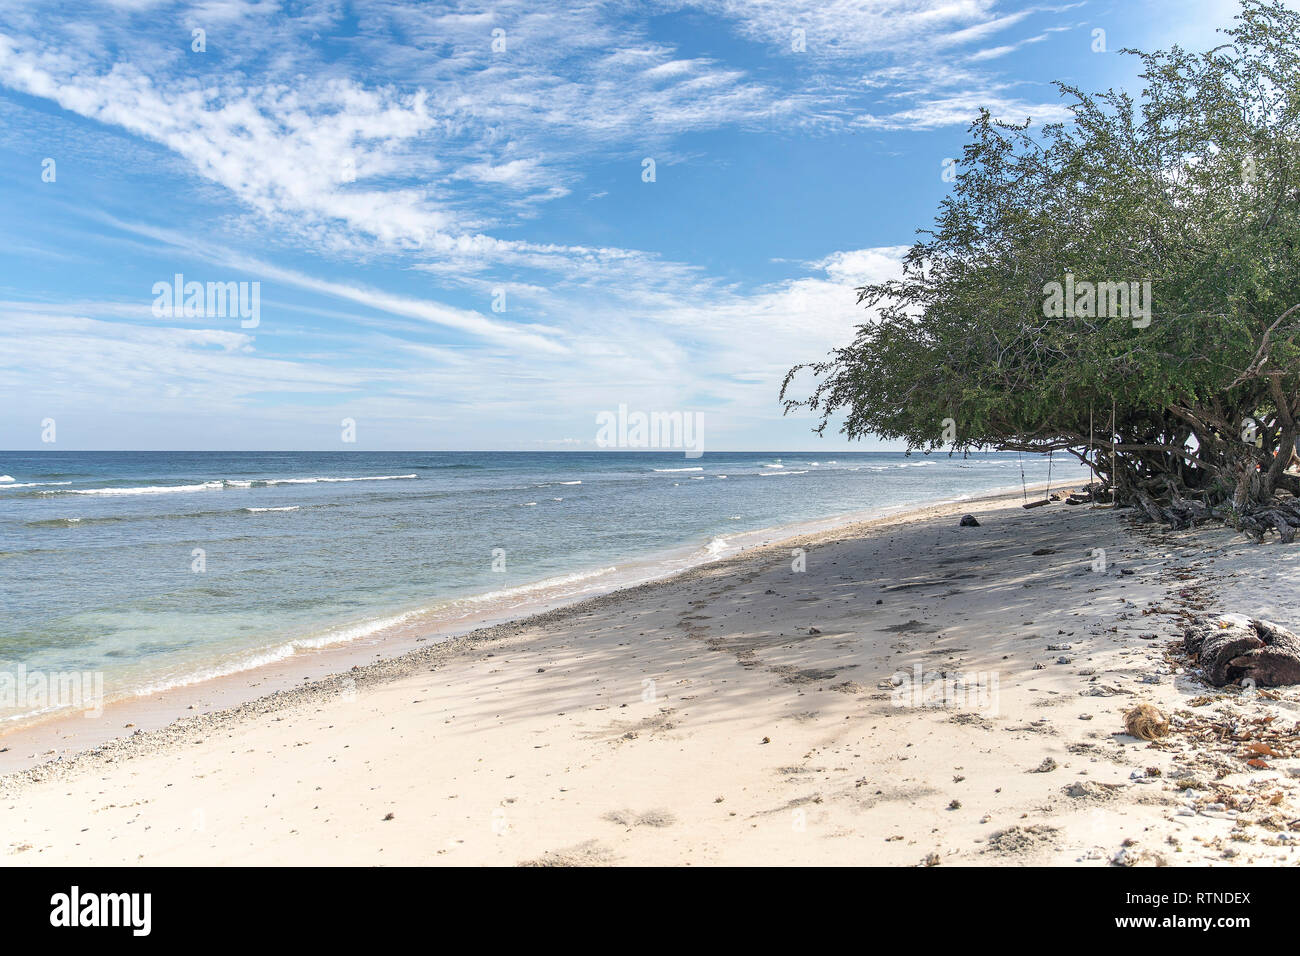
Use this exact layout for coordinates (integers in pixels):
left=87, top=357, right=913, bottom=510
left=1065, top=483, right=1113, bottom=506
left=1184, top=614, right=1300, bottom=687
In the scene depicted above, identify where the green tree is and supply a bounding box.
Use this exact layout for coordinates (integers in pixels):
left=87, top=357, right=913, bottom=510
left=783, top=0, right=1300, bottom=540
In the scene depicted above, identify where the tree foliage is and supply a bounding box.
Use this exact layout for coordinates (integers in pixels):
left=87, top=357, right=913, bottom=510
left=782, top=0, right=1300, bottom=540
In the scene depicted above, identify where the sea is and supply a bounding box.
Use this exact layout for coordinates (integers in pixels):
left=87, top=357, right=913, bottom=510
left=0, top=450, right=1068, bottom=724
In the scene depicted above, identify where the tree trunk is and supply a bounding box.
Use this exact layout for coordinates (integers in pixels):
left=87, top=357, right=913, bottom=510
left=1184, top=615, right=1300, bottom=687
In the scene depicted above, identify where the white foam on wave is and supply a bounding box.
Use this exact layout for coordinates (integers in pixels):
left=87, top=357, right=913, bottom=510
left=704, top=536, right=731, bottom=556
left=1, top=480, right=73, bottom=489
left=452, top=566, right=619, bottom=608
left=245, top=506, right=300, bottom=513
left=653, top=467, right=703, bottom=472
left=0, top=475, right=12, bottom=482
left=41, top=474, right=418, bottom=496
left=557, top=480, right=582, bottom=485
left=760, top=469, right=809, bottom=476
left=263, top=474, right=418, bottom=485
left=130, top=610, right=422, bottom=697
left=58, top=481, right=226, bottom=496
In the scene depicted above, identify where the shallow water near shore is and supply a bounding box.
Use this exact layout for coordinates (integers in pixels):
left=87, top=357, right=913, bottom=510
left=0, top=450, right=1071, bottom=723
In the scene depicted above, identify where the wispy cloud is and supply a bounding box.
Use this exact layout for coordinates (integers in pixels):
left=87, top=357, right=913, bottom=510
left=0, top=0, right=1239, bottom=448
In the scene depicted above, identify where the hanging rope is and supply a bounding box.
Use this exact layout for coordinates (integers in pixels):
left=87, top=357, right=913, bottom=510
left=1089, top=405, right=1096, bottom=497
left=1017, top=450, right=1028, bottom=503
left=1112, top=399, right=1118, bottom=509
left=1045, top=449, right=1053, bottom=500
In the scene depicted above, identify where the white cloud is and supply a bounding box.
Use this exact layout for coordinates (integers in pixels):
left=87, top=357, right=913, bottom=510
left=92, top=216, right=572, bottom=355
left=0, top=0, right=1090, bottom=275
left=855, top=90, right=1072, bottom=130
left=1, top=245, right=907, bottom=446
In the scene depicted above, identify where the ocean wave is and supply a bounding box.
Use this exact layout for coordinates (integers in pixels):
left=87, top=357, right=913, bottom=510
left=262, top=474, right=418, bottom=485
left=56, top=481, right=226, bottom=496
left=652, top=467, right=703, bottom=472
left=451, top=566, right=618, bottom=607
left=24, top=517, right=84, bottom=528
left=404, top=462, right=482, bottom=470
left=36, top=474, right=418, bottom=496
left=25, top=505, right=319, bottom=527
left=0, top=480, right=73, bottom=489
left=129, top=609, right=422, bottom=697
left=760, top=469, right=809, bottom=476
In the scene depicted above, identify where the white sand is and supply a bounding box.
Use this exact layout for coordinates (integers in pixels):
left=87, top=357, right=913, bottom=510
left=3, top=488, right=1299, bottom=866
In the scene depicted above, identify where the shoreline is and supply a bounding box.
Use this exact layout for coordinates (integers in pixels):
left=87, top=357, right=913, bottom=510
left=0, top=479, right=1054, bottom=771
left=5, top=481, right=1296, bottom=866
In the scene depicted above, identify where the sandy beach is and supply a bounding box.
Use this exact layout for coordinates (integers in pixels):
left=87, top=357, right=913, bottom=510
left=3, top=487, right=1299, bottom=867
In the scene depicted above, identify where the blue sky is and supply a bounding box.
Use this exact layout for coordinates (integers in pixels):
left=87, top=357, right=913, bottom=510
left=0, top=0, right=1256, bottom=450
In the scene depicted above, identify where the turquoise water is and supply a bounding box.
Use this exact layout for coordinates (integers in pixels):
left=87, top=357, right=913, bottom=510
left=0, top=450, right=1065, bottom=718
